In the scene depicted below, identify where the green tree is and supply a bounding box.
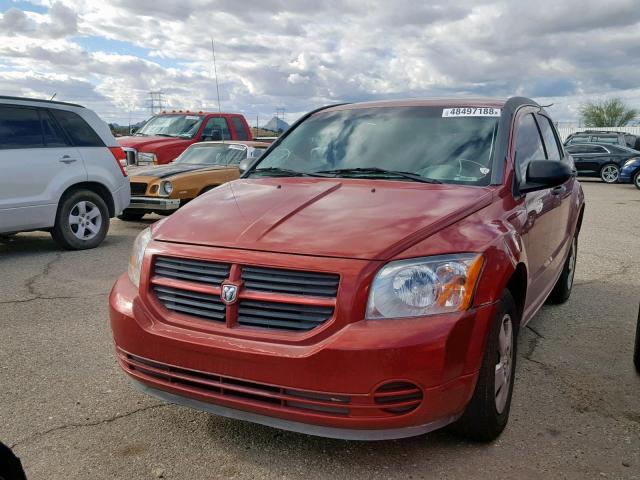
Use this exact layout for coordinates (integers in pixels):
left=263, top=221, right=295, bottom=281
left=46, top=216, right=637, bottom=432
left=579, top=98, right=638, bottom=127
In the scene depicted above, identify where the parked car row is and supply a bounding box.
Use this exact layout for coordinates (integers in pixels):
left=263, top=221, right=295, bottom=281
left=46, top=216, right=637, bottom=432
left=565, top=142, right=640, bottom=185
left=0, top=96, right=262, bottom=249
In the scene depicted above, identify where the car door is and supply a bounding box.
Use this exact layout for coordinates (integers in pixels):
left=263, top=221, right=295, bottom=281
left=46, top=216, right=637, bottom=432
left=536, top=113, right=575, bottom=275
left=0, top=105, right=85, bottom=233
left=572, top=144, right=607, bottom=174
left=514, top=112, right=563, bottom=305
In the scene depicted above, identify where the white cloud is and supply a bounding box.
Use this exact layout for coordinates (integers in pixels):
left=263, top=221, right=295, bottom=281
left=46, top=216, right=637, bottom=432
left=0, top=0, right=639, bottom=125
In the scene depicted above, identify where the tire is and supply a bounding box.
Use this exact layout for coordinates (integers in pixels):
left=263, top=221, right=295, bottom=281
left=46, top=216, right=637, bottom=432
left=117, top=210, right=146, bottom=221
left=547, top=236, right=577, bottom=304
left=448, top=290, right=519, bottom=441
left=50, top=189, right=109, bottom=250
left=600, top=164, right=619, bottom=183
left=633, top=170, right=640, bottom=190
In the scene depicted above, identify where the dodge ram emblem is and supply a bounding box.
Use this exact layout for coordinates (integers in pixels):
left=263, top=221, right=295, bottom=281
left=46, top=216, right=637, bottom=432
left=221, top=283, right=239, bottom=305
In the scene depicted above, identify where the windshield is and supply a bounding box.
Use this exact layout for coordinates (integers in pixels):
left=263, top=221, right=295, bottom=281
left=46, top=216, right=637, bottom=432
left=249, top=107, right=499, bottom=185
left=137, top=114, right=204, bottom=138
left=175, top=143, right=247, bottom=165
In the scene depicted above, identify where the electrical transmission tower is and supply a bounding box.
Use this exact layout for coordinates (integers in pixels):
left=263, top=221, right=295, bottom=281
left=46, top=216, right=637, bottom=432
left=275, top=108, right=285, bottom=123
left=148, top=91, right=165, bottom=116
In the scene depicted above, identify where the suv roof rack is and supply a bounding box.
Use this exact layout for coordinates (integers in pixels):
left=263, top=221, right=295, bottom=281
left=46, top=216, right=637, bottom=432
left=0, top=95, right=84, bottom=108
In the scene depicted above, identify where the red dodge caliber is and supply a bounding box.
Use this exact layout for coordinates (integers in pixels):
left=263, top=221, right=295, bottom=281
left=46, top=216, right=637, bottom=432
left=110, top=97, right=584, bottom=441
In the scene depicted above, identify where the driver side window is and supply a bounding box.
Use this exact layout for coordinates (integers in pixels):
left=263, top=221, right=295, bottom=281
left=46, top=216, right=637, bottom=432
left=515, top=113, right=545, bottom=181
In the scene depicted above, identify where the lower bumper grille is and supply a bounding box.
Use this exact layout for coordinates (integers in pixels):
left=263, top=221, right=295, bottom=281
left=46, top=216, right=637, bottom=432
left=130, top=182, right=148, bottom=196
left=119, top=352, right=424, bottom=419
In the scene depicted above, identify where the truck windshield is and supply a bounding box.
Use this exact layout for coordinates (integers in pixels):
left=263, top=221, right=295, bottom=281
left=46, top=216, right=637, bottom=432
left=136, top=114, right=204, bottom=138
left=250, top=107, right=499, bottom=186
left=175, top=144, right=246, bottom=165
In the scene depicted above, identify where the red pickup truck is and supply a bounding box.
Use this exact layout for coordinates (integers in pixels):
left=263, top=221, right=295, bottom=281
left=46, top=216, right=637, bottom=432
left=110, top=97, right=584, bottom=442
left=118, top=111, right=252, bottom=165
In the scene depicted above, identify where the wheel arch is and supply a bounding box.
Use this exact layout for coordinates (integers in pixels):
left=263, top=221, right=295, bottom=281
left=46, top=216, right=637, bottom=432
left=198, top=184, right=220, bottom=196
left=504, top=263, right=527, bottom=322
left=58, top=182, right=115, bottom=217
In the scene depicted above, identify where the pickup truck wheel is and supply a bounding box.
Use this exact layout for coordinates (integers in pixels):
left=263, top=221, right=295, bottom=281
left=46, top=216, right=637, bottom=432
left=600, top=164, right=619, bottom=183
left=448, top=290, right=519, bottom=442
left=117, top=210, right=146, bottom=221
left=547, top=236, right=577, bottom=304
left=633, top=171, right=640, bottom=190
left=51, top=190, right=109, bottom=250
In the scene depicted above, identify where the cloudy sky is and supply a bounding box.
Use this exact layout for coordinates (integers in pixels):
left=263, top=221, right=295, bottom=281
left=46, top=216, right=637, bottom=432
left=1, top=0, right=639, bottom=126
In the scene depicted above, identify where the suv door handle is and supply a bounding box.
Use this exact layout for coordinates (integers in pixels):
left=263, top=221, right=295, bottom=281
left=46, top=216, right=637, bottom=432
left=551, top=185, right=566, bottom=195
left=59, top=155, right=77, bottom=164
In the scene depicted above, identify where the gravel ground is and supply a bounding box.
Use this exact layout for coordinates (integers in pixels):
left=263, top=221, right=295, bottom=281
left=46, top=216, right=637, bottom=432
left=1, top=180, right=638, bottom=480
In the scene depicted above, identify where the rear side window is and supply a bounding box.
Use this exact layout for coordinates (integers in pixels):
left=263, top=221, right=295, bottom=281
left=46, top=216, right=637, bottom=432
left=231, top=117, right=249, bottom=140
left=41, top=110, right=69, bottom=147
left=51, top=109, right=104, bottom=147
left=567, top=145, right=592, bottom=154
left=535, top=115, right=561, bottom=160
left=0, top=106, right=43, bottom=149
left=203, top=117, right=231, bottom=140
left=592, top=135, right=617, bottom=144
left=515, top=113, right=545, bottom=180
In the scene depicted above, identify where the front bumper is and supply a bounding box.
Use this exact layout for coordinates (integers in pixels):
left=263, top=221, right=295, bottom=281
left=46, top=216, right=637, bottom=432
left=127, top=196, right=180, bottom=211
left=109, top=269, right=496, bottom=439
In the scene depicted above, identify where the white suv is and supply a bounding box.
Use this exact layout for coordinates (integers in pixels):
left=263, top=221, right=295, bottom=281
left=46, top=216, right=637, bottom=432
left=0, top=96, right=130, bottom=249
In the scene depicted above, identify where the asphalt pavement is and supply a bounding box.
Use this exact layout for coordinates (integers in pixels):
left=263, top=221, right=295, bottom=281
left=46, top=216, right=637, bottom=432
left=1, top=180, right=638, bottom=480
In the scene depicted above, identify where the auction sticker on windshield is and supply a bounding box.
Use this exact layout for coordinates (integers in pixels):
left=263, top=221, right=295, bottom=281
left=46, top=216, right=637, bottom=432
left=442, top=107, right=501, bottom=117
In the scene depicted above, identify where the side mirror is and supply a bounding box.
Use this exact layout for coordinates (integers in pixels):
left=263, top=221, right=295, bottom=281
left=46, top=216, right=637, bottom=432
left=238, top=158, right=252, bottom=174
left=519, top=160, right=574, bottom=194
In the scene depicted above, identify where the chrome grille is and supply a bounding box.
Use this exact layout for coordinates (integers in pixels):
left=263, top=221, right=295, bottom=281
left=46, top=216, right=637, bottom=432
left=238, top=301, right=333, bottom=331
left=153, top=256, right=231, bottom=285
left=152, top=285, right=226, bottom=323
left=241, top=266, right=339, bottom=297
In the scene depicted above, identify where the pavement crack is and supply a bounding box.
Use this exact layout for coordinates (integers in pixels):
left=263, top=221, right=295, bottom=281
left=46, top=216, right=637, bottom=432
left=10, top=403, right=168, bottom=450
left=24, top=252, right=62, bottom=297
left=526, top=325, right=545, bottom=339
left=0, top=292, right=110, bottom=305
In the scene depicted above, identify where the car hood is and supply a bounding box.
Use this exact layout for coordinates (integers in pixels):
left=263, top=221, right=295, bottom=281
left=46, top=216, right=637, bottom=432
left=117, top=136, right=192, bottom=152
left=133, top=164, right=225, bottom=180
left=154, top=178, right=494, bottom=260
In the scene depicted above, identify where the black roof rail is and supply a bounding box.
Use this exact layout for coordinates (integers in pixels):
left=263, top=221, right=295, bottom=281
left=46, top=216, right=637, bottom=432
left=0, top=95, right=84, bottom=108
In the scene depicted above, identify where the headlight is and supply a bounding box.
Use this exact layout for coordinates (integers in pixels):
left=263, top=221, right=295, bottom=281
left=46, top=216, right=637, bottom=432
left=159, top=181, right=173, bottom=196
left=366, top=254, right=484, bottom=319
left=128, top=227, right=152, bottom=287
left=138, top=152, right=157, bottom=164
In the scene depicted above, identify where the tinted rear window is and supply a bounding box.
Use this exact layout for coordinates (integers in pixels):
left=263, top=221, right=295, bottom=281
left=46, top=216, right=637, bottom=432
left=231, top=117, right=249, bottom=140
left=51, top=109, right=104, bottom=147
left=0, top=106, right=43, bottom=149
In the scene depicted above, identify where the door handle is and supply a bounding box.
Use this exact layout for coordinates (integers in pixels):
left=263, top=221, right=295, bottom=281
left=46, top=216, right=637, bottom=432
left=551, top=185, right=566, bottom=195
left=59, top=155, right=77, bottom=164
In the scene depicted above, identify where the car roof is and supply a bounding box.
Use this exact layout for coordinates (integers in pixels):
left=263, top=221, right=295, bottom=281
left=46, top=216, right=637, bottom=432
left=191, top=140, right=271, bottom=148
left=323, top=97, right=509, bottom=112
left=0, top=95, right=84, bottom=108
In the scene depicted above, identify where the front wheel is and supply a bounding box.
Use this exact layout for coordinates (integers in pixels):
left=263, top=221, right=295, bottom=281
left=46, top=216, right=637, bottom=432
left=448, top=290, right=519, bottom=441
left=547, top=236, right=577, bottom=304
left=600, top=164, right=619, bottom=183
left=51, top=190, right=109, bottom=250
left=633, top=170, right=640, bottom=190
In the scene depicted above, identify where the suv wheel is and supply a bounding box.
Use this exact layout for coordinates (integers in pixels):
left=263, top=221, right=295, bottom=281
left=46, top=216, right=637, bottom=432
left=51, top=190, right=109, bottom=250
left=633, top=170, right=640, bottom=190
left=448, top=290, right=519, bottom=441
left=600, top=164, right=619, bottom=183
left=547, top=236, right=577, bottom=304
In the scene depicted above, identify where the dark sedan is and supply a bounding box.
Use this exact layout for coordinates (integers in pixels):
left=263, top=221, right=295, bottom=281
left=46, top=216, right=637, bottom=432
left=565, top=143, right=640, bottom=183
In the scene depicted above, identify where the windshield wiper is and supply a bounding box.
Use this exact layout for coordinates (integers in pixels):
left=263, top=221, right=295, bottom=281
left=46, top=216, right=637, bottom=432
left=250, top=167, right=329, bottom=178
left=155, top=133, right=178, bottom=137
left=314, top=167, right=441, bottom=184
